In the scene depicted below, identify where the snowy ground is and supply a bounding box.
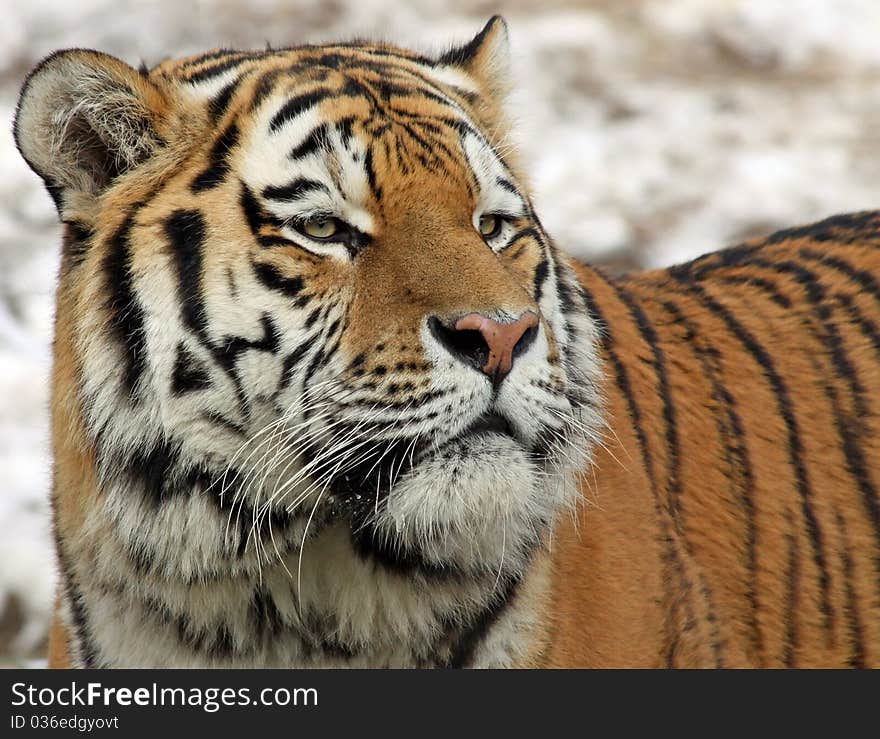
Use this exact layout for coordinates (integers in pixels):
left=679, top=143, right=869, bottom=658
left=1, top=0, right=879, bottom=663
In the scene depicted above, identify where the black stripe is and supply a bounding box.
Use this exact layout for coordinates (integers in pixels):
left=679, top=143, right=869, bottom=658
left=661, top=299, right=761, bottom=662
left=125, top=538, right=156, bottom=575
left=310, top=52, right=351, bottom=70
left=164, top=209, right=209, bottom=338
left=299, top=304, right=348, bottom=398
left=763, top=211, right=880, bottom=246
left=580, top=280, right=687, bottom=665
left=505, top=227, right=539, bottom=262
left=671, top=269, right=833, bottom=634
left=715, top=274, right=792, bottom=308
left=262, top=178, right=327, bottom=202
left=171, top=343, right=212, bottom=395
left=269, top=89, right=332, bottom=132
left=109, top=436, right=185, bottom=505
left=65, top=220, right=93, bottom=243
left=185, top=54, right=257, bottom=84
left=250, top=69, right=282, bottom=112
left=687, top=242, right=765, bottom=280
left=613, top=283, right=682, bottom=524
left=445, top=116, right=479, bottom=140
left=302, top=346, right=327, bottom=392
left=208, top=77, right=241, bottom=121
left=164, top=207, right=252, bottom=419
left=363, top=146, right=381, bottom=201
left=341, top=76, right=367, bottom=98
left=139, top=592, right=243, bottom=660
left=256, top=234, right=295, bottom=249
left=240, top=181, right=266, bottom=235
left=278, top=342, right=311, bottom=390
left=496, top=176, right=518, bottom=194
left=360, top=45, right=434, bottom=65
left=834, top=508, right=867, bottom=668
left=447, top=576, right=521, bottom=668
left=303, top=307, right=321, bottom=330
left=532, top=258, right=549, bottom=305
left=103, top=212, right=148, bottom=397
left=114, top=458, right=297, bottom=575
left=397, top=119, right=453, bottom=162
left=818, top=309, right=880, bottom=592
left=239, top=181, right=285, bottom=249
left=832, top=292, right=880, bottom=359
left=250, top=587, right=285, bottom=639
left=373, top=78, right=440, bottom=103
left=752, top=262, right=880, bottom=573
left=737, top=255, right=869, bottom=413
left=555, top=264, right=578, bottom=316
left=252, top=261, right=304, bottom=297
left=613, top=281, right=724, bottom=666
left=52, top=530, right=100, bottom=668
left=336, top=116, right=356, bottom=145
left=783, top=509, right=800, bottom=667
left=713, top=256, right=880, bottom=599
left=61, top=220, right=93, bottom=270
left=201, top=411, right=247, bottom=437
left=44, top=181, right=63, bottom=211
left=289, top=123, right=329, bottom=160
left=579, top=282, right=657, bottom=489
left=506, top=227, right=538, bottom=253
left=180, top=48, right=243, bottom=70
left=349, top=525, right=464, bottom=581
left=191, top=122, right=239, bottom=192
left=554, top=263, right=585, bottom=369
left=214, top=313, right=281, bottom=373
left=799, top=247, right=880, bottom=362
left=799, top=248, right=880, bottom=307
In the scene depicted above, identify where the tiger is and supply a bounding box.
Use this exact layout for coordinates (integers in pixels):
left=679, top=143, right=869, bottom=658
left=12, top=15, right=880, bottom=668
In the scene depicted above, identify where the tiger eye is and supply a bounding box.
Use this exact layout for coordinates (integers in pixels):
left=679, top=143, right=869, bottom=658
left=478, top=214, right=502, bottom=239
left=302, top=218, right=340, bottom=239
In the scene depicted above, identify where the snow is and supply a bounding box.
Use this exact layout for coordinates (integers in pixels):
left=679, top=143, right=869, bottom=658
left=1, top=0, right=879, bottom=662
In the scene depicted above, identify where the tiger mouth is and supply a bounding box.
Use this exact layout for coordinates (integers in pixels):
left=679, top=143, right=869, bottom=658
left=459, top=411, right=517, bottom=440
left=324, top=411, right=524, bottom=505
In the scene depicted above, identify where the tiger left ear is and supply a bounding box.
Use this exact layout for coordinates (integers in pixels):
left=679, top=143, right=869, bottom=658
left=437, top=15, right=511, bottom=102
left=14, top=49, right=169, bottom=217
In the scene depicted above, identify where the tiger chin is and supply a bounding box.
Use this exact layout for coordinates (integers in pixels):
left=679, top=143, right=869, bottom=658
left=15, top=17, right=880, bottom=668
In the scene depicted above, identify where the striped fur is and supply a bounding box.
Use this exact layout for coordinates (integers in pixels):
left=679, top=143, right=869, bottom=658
left=550, top=214, right=880, bottom=667
left=15, top=18, right=880, bottom=667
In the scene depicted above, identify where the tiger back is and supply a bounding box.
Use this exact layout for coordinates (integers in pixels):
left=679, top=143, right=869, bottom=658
left=548, top=214, right=880, bottom=667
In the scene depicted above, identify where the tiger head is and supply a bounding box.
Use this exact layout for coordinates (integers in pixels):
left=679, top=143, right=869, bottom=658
left=15, top=18, right=603, bottom=585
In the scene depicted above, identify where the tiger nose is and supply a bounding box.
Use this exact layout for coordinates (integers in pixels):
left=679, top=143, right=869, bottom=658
left=429, top=311, right=540, bottom=386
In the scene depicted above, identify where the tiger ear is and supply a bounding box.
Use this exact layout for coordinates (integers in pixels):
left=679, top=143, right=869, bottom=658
left=437, top=15, right=511, bottom=103
left=14, top=49, right=168, bottom=214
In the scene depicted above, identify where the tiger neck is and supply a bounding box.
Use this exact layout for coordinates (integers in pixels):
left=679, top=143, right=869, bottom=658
left=58, top=469, right=555, bottom=668
left=62, top=524, right=554, bottom=669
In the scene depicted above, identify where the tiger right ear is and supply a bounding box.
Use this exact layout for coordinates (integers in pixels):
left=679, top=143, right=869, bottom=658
left=437, top=16, right=511, bottom=103
left=14, top=49, right=169, bottom=215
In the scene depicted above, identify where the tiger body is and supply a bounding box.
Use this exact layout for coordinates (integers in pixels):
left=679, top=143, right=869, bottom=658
left=554, top=219, right=880, bottom=667
left=14, top=18, right=880, bottom=668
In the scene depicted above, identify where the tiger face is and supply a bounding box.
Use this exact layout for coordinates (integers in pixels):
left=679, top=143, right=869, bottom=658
left=16, top=18, right=602, bottom=619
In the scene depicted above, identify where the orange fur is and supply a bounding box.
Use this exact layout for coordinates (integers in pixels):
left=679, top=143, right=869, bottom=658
left=47, top=597, right=72, bottom=669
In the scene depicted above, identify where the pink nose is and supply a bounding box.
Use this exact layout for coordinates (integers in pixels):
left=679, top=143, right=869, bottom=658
left=453, top=311, right=539, bottom=383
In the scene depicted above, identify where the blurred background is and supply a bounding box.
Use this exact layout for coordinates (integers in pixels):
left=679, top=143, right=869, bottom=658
left=1, top=0, right=879, bottom=665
